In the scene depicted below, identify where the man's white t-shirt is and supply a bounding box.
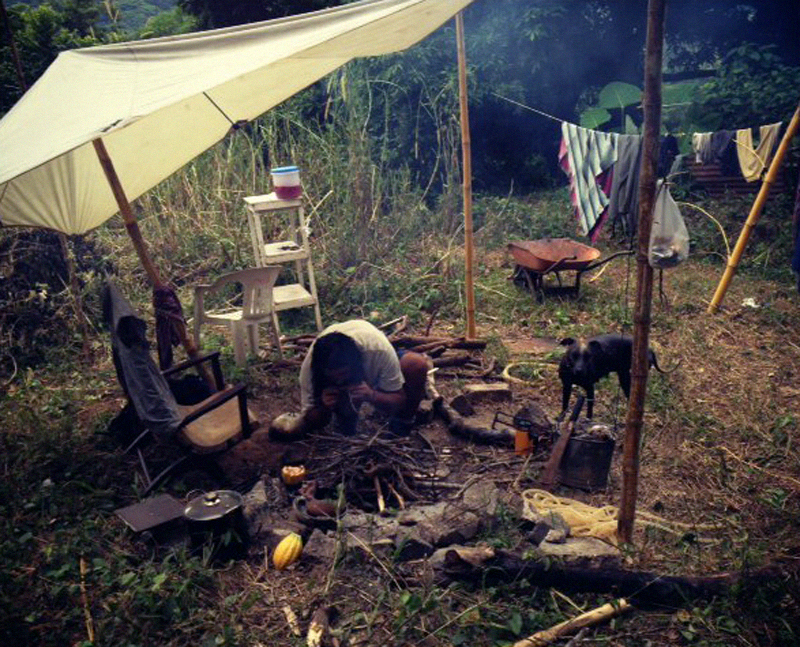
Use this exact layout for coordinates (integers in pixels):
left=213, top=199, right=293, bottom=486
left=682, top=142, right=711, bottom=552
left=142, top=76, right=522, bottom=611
left=299, top=320, right=404, bottom=413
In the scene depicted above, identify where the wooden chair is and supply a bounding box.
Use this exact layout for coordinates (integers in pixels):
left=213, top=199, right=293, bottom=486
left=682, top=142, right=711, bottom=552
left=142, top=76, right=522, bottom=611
left=104, top=281, right=259, bottom=496
left=193, top=266, right=283, bottom=366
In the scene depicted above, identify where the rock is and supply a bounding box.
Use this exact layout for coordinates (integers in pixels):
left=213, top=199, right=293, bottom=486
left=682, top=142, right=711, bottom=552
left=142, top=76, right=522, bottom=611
left=463, top=382, right=512, bottom=402
left=460, top=480, right=500, bottom=515
left=302, top=529, right=338, bottom=562
left=393, top=532, right=434, bottom=561
left=536, top=536, right=620, bottom=558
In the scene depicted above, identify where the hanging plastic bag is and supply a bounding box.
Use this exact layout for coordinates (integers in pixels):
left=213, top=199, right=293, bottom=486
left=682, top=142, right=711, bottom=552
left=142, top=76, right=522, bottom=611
left=649, top=180, right=689, bottom=269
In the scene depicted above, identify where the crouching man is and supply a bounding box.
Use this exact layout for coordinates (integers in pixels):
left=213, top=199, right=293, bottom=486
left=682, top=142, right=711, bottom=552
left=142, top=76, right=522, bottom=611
left=297, top=319, right=429, bottom=436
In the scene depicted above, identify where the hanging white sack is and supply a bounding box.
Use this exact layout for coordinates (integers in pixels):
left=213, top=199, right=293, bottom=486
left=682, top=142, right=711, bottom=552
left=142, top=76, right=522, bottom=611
left=649, top=180, right=689, bottom=269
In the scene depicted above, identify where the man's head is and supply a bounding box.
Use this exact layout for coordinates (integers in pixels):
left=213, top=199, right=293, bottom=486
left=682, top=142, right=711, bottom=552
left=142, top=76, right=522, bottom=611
left=310, top=332, right=365, bottom=400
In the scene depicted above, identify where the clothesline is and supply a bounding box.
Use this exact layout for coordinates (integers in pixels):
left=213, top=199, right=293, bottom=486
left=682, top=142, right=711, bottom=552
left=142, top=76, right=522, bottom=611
left=491, top=91, right=783, bottom=137
left=490, top=92, right=566, bottom=124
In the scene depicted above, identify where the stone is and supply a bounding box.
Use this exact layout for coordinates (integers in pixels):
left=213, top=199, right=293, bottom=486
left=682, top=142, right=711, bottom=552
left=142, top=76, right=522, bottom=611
left=536, top=536, right=620, bottom=558
left=463, top=382, right=512, bottom=402
left=302, top=528, right=338, bottom=562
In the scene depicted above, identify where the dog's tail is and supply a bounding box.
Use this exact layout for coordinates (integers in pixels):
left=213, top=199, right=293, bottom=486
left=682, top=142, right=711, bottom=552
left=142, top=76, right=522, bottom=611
left=650, top=350, right=681, bottom=374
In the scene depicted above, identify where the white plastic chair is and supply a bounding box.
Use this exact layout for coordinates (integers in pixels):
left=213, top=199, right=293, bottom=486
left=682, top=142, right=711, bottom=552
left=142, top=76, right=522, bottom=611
left=193, top=266, right=283, bottom=365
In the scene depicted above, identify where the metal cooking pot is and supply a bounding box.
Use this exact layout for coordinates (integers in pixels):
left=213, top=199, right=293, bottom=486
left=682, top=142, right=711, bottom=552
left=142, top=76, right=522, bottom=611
left=184, top=490, right=249, bottom=560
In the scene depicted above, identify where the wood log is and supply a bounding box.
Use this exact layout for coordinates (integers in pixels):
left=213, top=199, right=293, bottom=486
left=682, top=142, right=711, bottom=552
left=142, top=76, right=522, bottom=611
left=392, top=335, right=451, bottom=348
left=428, top=370, right=514, bottom=446
left=432, top=351, right=474, bottom=368
left=438, top=548, right=797, bottom=609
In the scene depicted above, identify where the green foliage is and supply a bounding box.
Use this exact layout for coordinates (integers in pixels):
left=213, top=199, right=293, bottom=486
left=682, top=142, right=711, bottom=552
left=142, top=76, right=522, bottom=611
left=0, top=1, right=104, bottom=113
left=597, top=82, right=642, bottom=110
left=686, top=43, right=800, bottom=131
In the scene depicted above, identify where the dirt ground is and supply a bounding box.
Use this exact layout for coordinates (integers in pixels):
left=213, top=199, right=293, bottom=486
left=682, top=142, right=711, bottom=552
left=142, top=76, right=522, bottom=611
left=118, top=254, right=800, bottom=644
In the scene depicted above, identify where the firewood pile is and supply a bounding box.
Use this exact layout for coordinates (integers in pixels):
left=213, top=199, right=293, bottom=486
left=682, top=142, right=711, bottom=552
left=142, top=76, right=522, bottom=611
left=299, top=430, right=440, bottom=514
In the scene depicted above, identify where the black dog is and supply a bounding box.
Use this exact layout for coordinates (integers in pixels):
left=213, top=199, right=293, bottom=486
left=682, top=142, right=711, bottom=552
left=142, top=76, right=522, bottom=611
left=558, top=333, right=676, bottom=419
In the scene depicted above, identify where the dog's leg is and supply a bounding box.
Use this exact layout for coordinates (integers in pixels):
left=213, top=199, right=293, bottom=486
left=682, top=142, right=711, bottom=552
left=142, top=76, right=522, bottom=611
left=618, top=369, right=631, bottom=398
left=585, top=384, right=595, bottom=418
left=558, top=379, right=572, bottom=421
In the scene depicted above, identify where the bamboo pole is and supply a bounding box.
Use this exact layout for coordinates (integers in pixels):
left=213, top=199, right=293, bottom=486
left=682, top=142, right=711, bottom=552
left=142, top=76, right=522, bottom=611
left=617, top=0, right=666, bottom=545
left=456, top=11, right=476, bottom=340
left=513, top=599, right=631, bottom=647
left=707, top=100, right=800, bottom=314
left=92, top=138, right=210, bottom=376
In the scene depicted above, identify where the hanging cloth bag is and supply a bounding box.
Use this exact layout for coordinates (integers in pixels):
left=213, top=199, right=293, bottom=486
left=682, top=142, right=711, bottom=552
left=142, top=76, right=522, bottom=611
left=649, top=181, right=689, bottom=269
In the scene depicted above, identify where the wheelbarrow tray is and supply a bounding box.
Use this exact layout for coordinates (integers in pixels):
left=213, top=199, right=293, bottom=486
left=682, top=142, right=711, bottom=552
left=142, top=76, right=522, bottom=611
left=508, top=238, right=601, bottom=273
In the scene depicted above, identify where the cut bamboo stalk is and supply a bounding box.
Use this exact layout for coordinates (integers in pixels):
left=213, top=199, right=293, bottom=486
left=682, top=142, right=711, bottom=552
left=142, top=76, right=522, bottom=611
left=512, top=599, right=631, bottom=647
left=707, top=99, right=800, bottom=313
left=456, top=11, right=476, bottom=340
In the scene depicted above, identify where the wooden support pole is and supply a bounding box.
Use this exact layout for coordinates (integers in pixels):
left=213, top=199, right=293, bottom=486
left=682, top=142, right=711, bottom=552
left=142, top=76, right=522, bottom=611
left=93, top=139, right=164, bottom=288
left=707, top=100, right=800, bottom=313
left=456, top=11, right=476, bottom=340
left=617, top=0, right=666, bottom=545
left=93, top=138, right=211, bottom=378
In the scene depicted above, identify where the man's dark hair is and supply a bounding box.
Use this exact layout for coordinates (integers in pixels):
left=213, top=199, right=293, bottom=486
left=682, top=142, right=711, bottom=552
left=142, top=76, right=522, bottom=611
left=310, top=332, right=365, bottom=404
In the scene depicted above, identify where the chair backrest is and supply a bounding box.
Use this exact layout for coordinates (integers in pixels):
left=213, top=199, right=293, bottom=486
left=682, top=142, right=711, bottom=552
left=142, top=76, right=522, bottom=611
left=103, top=281, right=182, bottom=439
left=209, top=266, right=282, bottom=320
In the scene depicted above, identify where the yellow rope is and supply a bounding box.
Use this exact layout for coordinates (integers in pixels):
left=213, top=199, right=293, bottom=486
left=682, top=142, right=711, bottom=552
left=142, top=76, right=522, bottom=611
left=522, top=489, right=724, bottom=547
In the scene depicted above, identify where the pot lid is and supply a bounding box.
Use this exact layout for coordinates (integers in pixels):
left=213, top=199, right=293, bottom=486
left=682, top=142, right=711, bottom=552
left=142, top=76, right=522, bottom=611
left=184, top=490, right=243, bottom=521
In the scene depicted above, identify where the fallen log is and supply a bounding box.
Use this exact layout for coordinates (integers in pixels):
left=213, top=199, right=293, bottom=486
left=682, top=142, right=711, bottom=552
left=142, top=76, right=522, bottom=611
left=428, top=371, right=514, bottom=447
left=392, top=335, right=488, bottom=353
left=432, top=351, right=476, bottom=368
left=438, top=547, right=796, bottom=609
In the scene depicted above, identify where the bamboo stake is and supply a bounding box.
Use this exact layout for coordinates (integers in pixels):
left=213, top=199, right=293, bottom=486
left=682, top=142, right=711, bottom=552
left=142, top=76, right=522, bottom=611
left=707, top=100, right=800, bottom=313
left=79, top=556, right=95, bottom=644
left=512, top=599, right=631, bottom=647
left=617, top=0, right=666, bottom=545
left=456, top=12, right=476, bottom=340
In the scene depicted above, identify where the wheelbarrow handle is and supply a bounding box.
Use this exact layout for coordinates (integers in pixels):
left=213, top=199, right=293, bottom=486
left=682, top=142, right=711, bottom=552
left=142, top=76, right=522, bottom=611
left=581, top=249, right=634, bottom=273
left=542, top=254, right=579, bottom=274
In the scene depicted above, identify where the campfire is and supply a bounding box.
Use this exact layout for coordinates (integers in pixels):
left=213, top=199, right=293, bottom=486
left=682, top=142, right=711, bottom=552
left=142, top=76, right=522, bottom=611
left=295, top=428, right=440, bottom=515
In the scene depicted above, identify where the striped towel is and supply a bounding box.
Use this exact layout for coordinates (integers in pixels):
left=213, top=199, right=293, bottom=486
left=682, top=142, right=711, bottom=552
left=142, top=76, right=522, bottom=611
left=559, top=122, right=618, bottom=239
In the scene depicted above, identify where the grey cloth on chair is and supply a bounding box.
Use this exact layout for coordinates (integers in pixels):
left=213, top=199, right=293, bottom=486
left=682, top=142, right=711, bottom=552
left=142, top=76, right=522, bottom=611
left=103, top=281, right=182, bottom=440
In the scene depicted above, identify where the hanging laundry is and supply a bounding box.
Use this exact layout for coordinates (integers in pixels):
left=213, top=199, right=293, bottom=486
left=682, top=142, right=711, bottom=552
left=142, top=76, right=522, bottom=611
left=559, top=122, right=618, bottom=240
left=691, top=130, right=735, bottom=168
left=658, top=134, right=679, bottom=178
left=691, top=132, right=713, bottom=164
left=608, top=134, right=643, bottom=240
left=736, top=121, right=782, bottom=182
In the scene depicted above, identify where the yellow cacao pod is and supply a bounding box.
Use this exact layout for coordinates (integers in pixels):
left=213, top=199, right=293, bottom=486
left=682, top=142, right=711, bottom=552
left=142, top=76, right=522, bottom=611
left=273, top=532, right=303, bottom=570
left=281, top=465, right=307, bottom=486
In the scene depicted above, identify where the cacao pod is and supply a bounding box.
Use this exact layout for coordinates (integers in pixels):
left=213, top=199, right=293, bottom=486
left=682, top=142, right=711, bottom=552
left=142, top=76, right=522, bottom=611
left=272, top=532, right=303, bottom=570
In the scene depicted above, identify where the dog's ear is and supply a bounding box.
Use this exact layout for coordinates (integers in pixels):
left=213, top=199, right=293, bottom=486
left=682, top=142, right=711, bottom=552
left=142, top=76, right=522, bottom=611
left=588, top=339, right=603, bottom=354
left=559, top=337, right=575, bottom=347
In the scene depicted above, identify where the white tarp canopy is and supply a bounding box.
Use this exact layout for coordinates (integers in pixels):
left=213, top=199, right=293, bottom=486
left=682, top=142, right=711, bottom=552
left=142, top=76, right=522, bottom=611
left=0, top=0, right=473, bottom=234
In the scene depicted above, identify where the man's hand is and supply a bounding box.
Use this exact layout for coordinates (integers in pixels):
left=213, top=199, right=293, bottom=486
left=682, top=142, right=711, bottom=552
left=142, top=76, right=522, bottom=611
left=321, top=387, right=340, bottom=409
left=347, top=382, right=374, bottom=406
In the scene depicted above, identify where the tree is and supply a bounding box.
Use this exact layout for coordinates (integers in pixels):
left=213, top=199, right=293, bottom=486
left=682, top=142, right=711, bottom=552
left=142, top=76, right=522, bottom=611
left=177, top=0, right=339, bottom=29
left=0, top=1, right=102, bottom=114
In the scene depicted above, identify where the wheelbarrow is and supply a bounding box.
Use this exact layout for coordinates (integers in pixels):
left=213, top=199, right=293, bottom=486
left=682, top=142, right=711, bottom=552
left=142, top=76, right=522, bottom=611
left=508, top=238, right=633, bottom=301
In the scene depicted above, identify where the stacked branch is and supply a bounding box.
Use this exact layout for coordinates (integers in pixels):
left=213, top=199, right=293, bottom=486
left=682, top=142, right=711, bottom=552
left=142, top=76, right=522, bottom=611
left=302, top=431, right=438, bottom=513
